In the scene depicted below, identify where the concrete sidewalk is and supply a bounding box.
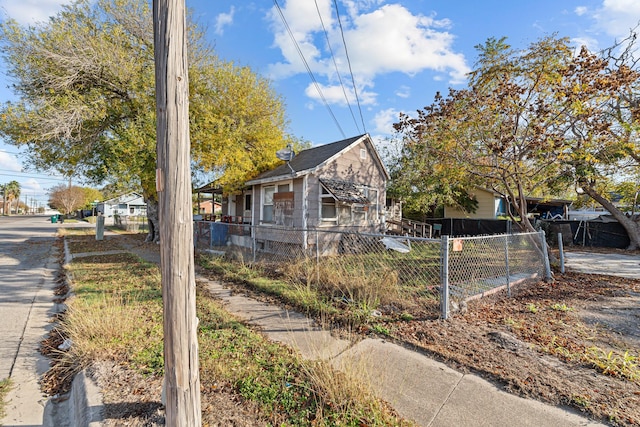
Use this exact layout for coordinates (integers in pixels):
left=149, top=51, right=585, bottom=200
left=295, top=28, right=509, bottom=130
left=0, top=216, right=61, bottom=427
left=202, top=277, right=605, bottom=427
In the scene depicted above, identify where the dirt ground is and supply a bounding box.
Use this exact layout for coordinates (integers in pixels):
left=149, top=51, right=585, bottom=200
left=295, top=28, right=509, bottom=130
left=51, top=235, right=640, bottom=426
left=387, top=271, right=640, bottom=426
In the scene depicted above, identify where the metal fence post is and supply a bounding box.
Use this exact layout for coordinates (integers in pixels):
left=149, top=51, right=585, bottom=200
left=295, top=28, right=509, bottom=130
left=252, top=226, right=256, bottom=263
left=440, top=235, right=450, bottom=320
left=558, top=232, right=565, bottom=274
left=540, top=230, right=552, bottom=281
left=504, top=234, right=511, bottom=297
left=315, top=230, right=320, bottom=285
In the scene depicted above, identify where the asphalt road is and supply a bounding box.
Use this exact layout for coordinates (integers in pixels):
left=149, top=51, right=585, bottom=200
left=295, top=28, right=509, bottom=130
left=0, top=215, right=60, bottom=427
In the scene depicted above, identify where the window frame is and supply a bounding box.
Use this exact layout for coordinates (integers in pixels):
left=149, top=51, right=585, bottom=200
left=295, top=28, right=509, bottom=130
left=260, top=180, right=292, bottom=224
left=320, top=185, right=338, bottom=224
left=319, top=181, right=380, bottom=226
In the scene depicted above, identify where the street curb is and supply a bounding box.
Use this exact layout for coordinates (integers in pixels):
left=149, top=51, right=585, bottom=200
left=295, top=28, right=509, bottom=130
left=42, top=236, right=105, bottom=427
left=68, top=370, right=103, bottom=427
left=43, top=370, right=103, bottom=427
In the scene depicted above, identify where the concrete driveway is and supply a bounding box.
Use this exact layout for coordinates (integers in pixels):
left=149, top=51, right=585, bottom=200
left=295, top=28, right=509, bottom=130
left=564, top=250, right=640, bottom=279
left=0, top=215, right=61, bottom=426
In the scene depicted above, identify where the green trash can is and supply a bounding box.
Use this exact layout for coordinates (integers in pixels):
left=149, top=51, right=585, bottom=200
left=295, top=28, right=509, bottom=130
left=51, top=215, right=58, bottom=223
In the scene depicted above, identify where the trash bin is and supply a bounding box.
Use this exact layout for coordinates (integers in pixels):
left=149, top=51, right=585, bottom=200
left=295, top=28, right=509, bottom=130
left=51, top=215, right=58, bottom=223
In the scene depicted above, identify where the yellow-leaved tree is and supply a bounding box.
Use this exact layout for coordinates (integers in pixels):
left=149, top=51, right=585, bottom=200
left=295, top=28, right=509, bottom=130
left=0, top=0, right=296, bottom=241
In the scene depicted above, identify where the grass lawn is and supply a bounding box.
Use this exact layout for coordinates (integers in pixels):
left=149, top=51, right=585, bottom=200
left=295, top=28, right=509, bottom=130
left=48, top=237, right=413, bottom=426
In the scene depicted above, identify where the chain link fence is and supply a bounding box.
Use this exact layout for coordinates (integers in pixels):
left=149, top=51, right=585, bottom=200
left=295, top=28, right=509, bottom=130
left=194, top=222, right=550, bottom=319
left=114, top=215, right=149, bottom=233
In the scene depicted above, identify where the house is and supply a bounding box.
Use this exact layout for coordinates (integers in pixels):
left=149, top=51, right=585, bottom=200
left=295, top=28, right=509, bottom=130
left=96, top=192, right=147, bottom=225
left=243, top=134, right=387, bottom=227
left=197, top=199, right=222, bottom=215
left=444, top=188, right=571, bottom=220
left=212, top=134, right=389, bottom=252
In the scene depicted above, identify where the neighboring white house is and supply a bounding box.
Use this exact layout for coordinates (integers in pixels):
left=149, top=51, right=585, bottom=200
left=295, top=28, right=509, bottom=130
left=96, top=193, right=147, bottom=222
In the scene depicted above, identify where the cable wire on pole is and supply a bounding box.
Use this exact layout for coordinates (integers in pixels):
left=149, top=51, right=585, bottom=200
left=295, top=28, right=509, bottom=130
left=332, top=0, right=366, bottom=133
left=273, top=0, right=345, bottom=138
left=314, top=0, right=360, bottom=134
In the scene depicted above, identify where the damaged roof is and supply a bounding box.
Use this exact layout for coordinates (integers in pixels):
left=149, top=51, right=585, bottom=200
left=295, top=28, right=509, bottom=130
left=320, top=178, right=370, bottom=204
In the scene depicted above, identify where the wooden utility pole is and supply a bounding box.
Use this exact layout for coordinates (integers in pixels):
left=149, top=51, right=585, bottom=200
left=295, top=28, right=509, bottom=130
left=152, top=0, right=201, bottom=425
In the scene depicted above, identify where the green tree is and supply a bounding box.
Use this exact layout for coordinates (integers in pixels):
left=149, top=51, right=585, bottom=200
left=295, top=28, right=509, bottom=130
left=393, top=33, right=640, bottom=248
left=552, top=34, right=640, bottom=249
left=0, top=0, right=292, bottom=241
left=80, top=187, right=103, bottom=210
left=393, top=36, right=573, bottom=232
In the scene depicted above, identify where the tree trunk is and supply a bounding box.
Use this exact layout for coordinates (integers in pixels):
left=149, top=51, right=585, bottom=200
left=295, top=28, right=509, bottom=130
left=153, top=0, right=201, bottom=425
left=145, top=198, right=160, bottom=243
left=582, top=184, right=640, bottom=250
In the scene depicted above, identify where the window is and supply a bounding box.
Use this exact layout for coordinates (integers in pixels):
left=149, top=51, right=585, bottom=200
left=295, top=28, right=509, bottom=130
left=244, top=194, right=252, bottom=211
left=360, top=148, right=367, bottom=159
left=320, top=180, right=380, bottom=225
left=262, top=186, right=275, bottom=222
left=321, top=186, right=337, bottom=222
left=261, top=182, right=291, bottom=223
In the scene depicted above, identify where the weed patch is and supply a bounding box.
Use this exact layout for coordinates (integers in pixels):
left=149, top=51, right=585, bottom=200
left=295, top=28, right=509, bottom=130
left=0, top=378, right=12, bottom=420
left=49, top=239, right=413, bottom=425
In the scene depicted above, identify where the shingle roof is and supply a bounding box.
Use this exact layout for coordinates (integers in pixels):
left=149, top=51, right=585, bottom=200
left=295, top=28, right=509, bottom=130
left=246, top=134, right=366, bottom=184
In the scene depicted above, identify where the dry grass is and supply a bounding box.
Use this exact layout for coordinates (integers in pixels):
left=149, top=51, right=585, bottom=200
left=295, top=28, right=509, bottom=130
left=302, top=357, right=411, bottom=426
left=282, top=256, right=401, bottom=311
left=46, top=238, right=414, bottom=425
left=0, top=378, right=12, bottom=421
left=62, top=295, right=162, bottom=363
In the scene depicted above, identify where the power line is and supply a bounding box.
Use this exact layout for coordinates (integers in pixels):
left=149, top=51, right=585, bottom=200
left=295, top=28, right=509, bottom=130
left=0, top=149, right=24, bottom=156
left=273, top=0, right=346, bottom=139
left=332, top=0, right=366, bottom=133
left=314, top=0, right=361, bottom=134
left=0, top=170, right=67, bottom=181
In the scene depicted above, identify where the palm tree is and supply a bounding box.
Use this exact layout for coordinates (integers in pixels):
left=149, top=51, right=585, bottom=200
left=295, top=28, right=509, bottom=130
left=2, top=181, right=21, bottom=215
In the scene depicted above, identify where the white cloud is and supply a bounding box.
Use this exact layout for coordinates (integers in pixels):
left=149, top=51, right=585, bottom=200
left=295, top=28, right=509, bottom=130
left=0, top=150, right=21, bottom=172
left=304, top=82, right=377, bottom=106
left=593, top=0, right=640, bottom=38
left=20, top=178, right=43, bottom=194
left=574, top=6, right=588, bottom=16
left=372, top=108, right=401, bottom=135
left=268, top=1, right=470, bottom=104
left=395, top=86, right=410, bottom=99
left=0, top=0, right=71, bottom=25
left=214, top=6, right=235, bottom=36
left=571, top=36, right=600, bottom=53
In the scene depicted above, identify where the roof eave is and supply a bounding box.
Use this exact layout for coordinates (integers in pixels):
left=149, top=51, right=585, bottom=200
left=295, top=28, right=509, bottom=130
left=245, top=170, right=306, bottom=186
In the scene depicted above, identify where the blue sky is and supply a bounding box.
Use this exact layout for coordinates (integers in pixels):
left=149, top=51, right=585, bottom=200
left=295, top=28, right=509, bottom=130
left=0, top=0, right=639, bottom=206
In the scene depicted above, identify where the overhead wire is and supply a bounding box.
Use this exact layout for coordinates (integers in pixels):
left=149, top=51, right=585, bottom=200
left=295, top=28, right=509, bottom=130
left=332, top=0, right=367, bottom=134
left=273, top=0, right=346, bottom=138
left=0, top=170, right=68, bottom=182
left=313, top=0, right=361, bottom=134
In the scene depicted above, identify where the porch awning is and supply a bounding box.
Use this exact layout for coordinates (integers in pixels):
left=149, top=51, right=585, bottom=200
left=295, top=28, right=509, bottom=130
left=320, top=179, right=369, bottom=204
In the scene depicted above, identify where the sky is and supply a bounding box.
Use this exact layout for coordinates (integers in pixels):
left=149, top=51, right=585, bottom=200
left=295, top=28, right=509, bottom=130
left=0, top=0, right=639, bottom=207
